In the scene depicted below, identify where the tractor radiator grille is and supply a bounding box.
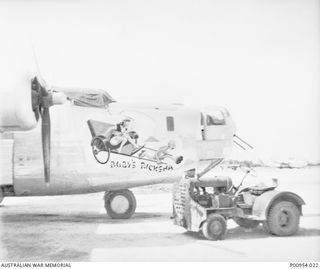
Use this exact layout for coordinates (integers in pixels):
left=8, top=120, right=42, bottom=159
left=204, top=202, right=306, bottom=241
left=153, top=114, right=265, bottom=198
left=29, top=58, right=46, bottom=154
left=173, top=182, right=188, bottom=225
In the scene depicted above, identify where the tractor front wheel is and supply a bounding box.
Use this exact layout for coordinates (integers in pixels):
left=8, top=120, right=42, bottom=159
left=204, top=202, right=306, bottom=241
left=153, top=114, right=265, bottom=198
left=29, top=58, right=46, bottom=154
left=201, top=214, right=227, bottom=240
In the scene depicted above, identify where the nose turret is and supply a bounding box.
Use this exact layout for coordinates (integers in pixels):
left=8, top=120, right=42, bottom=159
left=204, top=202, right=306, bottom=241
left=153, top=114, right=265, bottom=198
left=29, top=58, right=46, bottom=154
left=201, top=107, right=236, bottom=141
left=197, top=107, right=236, bottom=160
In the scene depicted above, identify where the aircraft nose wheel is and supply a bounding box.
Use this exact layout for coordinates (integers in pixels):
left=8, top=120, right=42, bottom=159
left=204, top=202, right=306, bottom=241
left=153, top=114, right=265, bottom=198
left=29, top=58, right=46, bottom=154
left=91, top=136, right=110, bottom=164
left=104, top=189, right=137, bottom=219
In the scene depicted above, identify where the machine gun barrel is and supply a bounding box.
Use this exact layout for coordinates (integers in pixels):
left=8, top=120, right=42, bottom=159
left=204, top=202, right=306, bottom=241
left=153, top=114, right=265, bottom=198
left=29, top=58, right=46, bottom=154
left=234, top=134, right=254, bottom=149
left=233, top=140, right=246, bottom=150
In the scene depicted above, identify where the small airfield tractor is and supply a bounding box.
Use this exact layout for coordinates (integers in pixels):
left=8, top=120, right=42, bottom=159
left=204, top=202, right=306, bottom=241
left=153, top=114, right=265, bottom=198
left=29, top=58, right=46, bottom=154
left=173, top=167, right=305, bottom=240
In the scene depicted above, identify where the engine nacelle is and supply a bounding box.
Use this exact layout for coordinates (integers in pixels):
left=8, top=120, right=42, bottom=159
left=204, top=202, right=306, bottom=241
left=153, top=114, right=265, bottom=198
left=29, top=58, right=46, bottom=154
left=0, top=87, right=37, bottom=132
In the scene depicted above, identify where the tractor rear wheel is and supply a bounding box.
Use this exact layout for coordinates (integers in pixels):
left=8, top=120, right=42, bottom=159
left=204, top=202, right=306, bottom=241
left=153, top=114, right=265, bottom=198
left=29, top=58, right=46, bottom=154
left=233, top=217, right=260, bottom=229
left=266, top=201, right=300, bottom=236
left=201, top=214, right=227, bottom=240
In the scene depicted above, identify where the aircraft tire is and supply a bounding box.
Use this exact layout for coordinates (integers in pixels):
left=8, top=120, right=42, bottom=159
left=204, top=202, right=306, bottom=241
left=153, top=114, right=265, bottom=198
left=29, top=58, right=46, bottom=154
left=104, top=189, right=137, bottom=219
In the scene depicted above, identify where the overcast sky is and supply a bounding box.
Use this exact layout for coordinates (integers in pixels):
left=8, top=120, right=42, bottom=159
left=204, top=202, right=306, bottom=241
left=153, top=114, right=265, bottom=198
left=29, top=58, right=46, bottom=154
left=0, top=0, right=319, bottom=162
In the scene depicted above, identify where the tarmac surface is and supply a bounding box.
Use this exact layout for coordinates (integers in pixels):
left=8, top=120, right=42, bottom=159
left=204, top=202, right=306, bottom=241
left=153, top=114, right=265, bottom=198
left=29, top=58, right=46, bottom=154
left=0, top=167, right=320, bottom=262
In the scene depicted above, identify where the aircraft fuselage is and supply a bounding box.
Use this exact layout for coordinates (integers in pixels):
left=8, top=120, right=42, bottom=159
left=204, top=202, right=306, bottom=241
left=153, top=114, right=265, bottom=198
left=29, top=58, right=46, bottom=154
left=1, top=101, right=235, bottom=197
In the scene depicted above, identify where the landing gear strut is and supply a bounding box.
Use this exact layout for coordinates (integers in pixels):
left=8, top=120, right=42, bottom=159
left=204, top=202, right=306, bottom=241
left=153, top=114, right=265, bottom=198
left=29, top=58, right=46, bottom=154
left=104, top=189, right=137, bottom=219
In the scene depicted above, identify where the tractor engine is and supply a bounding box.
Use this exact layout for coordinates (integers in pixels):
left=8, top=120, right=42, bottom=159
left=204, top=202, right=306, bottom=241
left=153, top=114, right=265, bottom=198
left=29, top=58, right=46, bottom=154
left=190, top=177, right=234, bottom=208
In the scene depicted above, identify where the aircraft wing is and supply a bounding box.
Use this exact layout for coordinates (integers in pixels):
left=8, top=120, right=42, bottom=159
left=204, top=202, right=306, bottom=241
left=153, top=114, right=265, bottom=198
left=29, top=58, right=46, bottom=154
left=53, top=87, right=115, bottom=108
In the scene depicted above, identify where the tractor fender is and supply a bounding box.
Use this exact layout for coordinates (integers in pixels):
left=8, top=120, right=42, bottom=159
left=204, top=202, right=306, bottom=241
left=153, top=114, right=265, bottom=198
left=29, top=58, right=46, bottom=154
left=252, top=190, right=305, bottom=220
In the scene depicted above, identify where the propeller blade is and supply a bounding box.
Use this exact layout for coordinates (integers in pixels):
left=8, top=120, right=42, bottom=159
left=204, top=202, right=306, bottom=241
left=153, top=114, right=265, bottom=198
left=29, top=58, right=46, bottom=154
left=32, top=77, right=65, bottom=184
left=31, top=47, right=67, bottom=184
left=31, top=79, right=40, bottom=121
left=41, top=107, right=51, bottom=183
left=32, top=47, right=47, bottom=88
left=31, top=48, right=66, bottom=184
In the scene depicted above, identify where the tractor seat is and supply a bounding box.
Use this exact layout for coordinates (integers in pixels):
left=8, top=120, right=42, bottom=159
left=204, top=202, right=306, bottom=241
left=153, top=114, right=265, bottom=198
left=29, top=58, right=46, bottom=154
left=240, top=178, right=278, bottom=195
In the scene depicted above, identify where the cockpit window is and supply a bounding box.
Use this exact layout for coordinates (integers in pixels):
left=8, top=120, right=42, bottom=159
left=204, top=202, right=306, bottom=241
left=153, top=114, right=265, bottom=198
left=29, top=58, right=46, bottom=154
left=206, top=111, right=225, bottom=125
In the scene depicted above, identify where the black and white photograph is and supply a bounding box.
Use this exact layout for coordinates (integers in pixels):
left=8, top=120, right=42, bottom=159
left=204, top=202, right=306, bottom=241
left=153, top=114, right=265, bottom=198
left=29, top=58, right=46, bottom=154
left=0, top=0, right=319, bottom=265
